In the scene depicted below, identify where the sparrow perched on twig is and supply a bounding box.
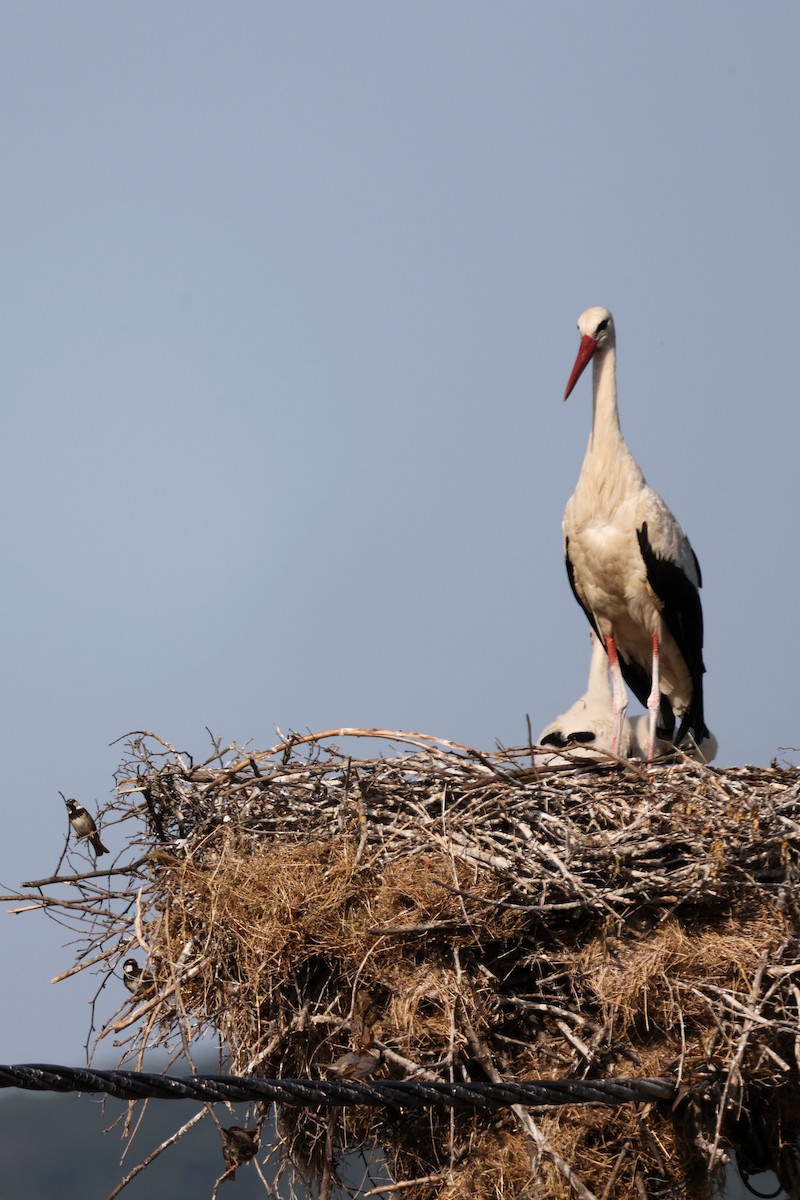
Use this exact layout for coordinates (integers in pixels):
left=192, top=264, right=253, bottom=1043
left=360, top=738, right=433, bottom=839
left=319, top=1039, right=385, bottom=1080
left=65, top=798, right=108, bottom=856
left=221, top=1125, right=259, bottom=1179
left=122, top=958, right=146, bottom=995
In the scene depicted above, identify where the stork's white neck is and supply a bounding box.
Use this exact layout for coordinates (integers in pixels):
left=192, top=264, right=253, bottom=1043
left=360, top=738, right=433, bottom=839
left=587, top=635, right=612, bottom=702
left=590, top=343, right=623, bottom=450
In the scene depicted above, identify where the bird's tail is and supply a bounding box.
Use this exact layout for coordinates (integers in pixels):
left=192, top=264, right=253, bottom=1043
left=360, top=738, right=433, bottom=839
left=675, top=690, right=710, bottom=748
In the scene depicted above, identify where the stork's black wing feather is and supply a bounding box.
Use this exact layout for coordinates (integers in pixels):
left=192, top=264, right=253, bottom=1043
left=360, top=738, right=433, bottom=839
left=637, top=521, right=708, bottom=743
left=540, top=729, right=597, bottom=748
left=565, top=539, right=601, bottom=640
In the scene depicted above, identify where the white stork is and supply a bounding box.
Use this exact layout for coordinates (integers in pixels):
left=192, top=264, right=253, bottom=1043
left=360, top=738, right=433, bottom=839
left=536, top=631, right=632, bottom=764
left=535, top=630, right=718, bottom=766
left=535, top=630, right=718, bottom=767
left=562, top=306, right=709, bottom=762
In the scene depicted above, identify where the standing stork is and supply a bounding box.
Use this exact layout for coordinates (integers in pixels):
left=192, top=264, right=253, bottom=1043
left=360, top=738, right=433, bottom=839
left=562, top=306, right=709, bottom=761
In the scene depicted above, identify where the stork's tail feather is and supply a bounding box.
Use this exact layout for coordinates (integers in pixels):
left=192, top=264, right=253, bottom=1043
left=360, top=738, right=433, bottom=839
left=674, top=693, right=710, bottom=749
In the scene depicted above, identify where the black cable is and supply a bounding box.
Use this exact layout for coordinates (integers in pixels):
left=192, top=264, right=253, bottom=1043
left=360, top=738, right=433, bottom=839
left=0, top=1065, right=674, bottom=1109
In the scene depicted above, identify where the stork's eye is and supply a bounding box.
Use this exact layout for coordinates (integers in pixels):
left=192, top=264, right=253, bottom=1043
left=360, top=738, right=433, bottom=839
left=596, top=318, right=609, bottom=333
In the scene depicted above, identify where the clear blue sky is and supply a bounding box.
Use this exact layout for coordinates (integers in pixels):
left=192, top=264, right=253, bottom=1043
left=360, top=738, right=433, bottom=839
left=1, top=3, right=798, bottom=1069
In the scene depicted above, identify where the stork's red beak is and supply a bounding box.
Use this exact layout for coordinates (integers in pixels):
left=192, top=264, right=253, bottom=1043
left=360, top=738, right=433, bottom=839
left=563, top=334, right=598, bottom=400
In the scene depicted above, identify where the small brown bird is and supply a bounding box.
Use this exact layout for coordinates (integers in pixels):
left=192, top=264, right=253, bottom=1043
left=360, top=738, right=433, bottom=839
left=319, top=1039, right=385, bottom=1081
left=65, top=798, right=108, bottom=856
left=221, top=1125, right=259, bottom=1179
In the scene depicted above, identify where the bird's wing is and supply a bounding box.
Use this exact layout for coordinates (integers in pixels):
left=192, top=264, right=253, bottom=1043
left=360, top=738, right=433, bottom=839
left=564, top=537, right=601, bottom=639
left=635, top=502, right=707, bottom=741
left=539, top=728, right=597, bottom=748
left=637, top=489, right=702, bottom=589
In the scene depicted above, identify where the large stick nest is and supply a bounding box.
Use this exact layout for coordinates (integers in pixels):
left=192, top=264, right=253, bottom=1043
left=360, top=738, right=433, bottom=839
left=14, top=729, right=800, bottom=1199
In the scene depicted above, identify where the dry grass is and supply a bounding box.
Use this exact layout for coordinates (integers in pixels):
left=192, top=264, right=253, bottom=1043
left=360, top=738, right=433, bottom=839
left=9, top=727, right=800, bottom=1199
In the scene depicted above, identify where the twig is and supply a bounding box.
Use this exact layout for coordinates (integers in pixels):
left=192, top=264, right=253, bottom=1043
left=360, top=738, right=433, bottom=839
left=105, top=1107, right=207, bottom=1199
left=708, top=952, right=771, bottom=1167
left=363, top=1174, right=449, bottom=1196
